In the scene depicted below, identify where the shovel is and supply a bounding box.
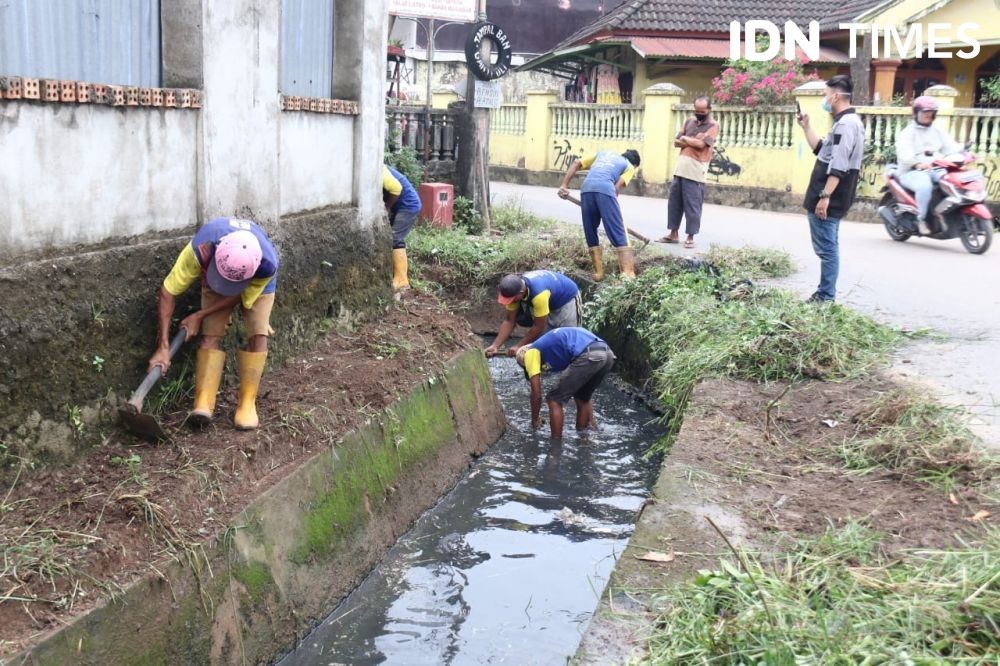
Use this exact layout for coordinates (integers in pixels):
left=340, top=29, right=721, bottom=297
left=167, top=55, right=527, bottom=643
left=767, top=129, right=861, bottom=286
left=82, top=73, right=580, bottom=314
left=564, top=193, right=651, bottom=253
left=119, top=327, right=188, bottom=441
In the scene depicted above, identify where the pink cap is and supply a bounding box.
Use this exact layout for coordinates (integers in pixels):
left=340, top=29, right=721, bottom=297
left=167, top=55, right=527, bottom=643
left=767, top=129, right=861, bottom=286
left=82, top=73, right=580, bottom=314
left=206, top=230, right=262, bottom=296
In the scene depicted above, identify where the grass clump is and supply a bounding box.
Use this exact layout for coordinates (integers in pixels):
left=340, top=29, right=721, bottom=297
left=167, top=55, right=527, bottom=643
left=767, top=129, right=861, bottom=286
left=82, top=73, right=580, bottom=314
left=703, top=244, right=796, bottom=280
left=645, top=523, right=1000, bottom=663
left=841, top=390, right=1000, bottom=490
left=585, top=265, right=900, bottom=449
left=408, top=202, right=588, bottom=287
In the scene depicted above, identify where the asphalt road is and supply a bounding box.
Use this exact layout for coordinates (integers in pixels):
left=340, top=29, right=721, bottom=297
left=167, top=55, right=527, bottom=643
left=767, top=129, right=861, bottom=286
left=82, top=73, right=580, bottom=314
left=491, top=181, right=1000, bottom=448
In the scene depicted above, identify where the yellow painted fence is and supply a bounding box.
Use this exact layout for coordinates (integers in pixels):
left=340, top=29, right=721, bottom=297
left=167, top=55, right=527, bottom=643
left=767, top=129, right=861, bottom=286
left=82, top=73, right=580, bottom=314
left=489, top=83, right=1000, bottom=203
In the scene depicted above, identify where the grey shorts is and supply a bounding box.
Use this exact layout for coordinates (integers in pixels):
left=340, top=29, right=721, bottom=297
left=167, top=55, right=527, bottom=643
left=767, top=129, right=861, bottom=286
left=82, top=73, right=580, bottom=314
left=390, top=208, right=419, bottom=249
left=547, top=293, right=583, bottom=329
left=546, top=343, right=615, bottom=404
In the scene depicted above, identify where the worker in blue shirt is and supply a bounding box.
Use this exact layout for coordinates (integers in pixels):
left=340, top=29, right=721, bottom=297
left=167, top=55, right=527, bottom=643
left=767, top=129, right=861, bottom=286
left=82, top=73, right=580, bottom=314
left=383, top=164, right=422, bottom=290
left=515, top=327, right=616, bottom=438
left=558, top=149, right=641, bottom=281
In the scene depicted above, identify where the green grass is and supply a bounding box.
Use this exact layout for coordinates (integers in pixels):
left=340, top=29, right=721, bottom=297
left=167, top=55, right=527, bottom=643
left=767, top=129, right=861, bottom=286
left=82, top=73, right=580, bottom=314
left=644, top=523, right=1000, bottom=664
left=407, top=202, right=590, bottom=288
left=585, top=265, right=901, bottom=450
left=841, top=390, right=1000, bottom=491
left=703, top=244, right=797, bottom=281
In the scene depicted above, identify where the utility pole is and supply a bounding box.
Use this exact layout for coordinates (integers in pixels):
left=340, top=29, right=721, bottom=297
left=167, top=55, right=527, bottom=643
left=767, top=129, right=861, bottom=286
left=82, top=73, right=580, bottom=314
left=456, top=0, right=492, bottom=230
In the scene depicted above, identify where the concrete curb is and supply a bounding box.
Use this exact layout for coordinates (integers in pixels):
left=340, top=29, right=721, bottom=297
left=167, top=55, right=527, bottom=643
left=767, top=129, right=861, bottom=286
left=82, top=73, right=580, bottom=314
left=11, top=349, right=506, bottom=666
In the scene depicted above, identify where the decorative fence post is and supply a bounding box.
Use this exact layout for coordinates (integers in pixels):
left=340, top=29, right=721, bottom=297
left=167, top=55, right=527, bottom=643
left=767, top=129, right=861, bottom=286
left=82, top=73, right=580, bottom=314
left=525, top=90, right=558, bottom=172
left=791, top=81, right=830, bottom=196
left=642, top=83, right=684, bottom=190
left=432, top=85, right=462, bottom=110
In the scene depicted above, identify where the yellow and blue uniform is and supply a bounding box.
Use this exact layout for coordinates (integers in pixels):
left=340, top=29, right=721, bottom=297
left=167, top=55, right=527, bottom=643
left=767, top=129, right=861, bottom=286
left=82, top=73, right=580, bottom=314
left=522, top=327, right=601, bottom=379
left=383, top=165, right=422, bottom=250
left=505, top=270, right=579, bottom=318
left=578, top=151, right=635, bottom=248
left=163, top=218, right=278, bottom=310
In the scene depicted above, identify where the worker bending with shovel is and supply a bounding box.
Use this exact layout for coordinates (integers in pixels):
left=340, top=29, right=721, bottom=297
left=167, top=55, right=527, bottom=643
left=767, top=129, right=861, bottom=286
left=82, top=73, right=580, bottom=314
left=485, top=270, right=582, bottom=358
left=557, top=149, right=641, bottom=281
left=515, top=327, right=616, bottom=439
left=147, top=218, right=279, bottom=431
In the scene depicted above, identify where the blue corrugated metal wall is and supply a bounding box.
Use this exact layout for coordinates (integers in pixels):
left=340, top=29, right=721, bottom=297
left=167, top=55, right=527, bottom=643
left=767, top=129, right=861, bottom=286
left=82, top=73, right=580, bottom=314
left=280, top=0, right=334, bottom=97
left=0, top=0, right=161, bottom=86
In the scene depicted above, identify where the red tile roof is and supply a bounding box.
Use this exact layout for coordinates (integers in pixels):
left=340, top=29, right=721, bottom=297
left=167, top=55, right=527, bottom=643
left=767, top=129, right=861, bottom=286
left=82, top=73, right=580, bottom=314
left=629, top=36, right=850, bottom=63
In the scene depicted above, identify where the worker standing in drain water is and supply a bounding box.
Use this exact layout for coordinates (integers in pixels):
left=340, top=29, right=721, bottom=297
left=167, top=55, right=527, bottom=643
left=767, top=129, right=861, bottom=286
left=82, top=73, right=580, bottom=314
left=383, top=163, right=422, bottom=291
left=484, top=270, right=582, bottom=358
left=557, top=149, right=641, bottom=281
left=147, top=217, right=279, bottom=431
left=515, top=327, right=616, bottom=439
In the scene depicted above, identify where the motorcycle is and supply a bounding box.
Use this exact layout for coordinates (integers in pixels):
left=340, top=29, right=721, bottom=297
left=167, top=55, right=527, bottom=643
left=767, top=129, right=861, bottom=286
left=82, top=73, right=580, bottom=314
left=878, top=152, right=993, bottom=255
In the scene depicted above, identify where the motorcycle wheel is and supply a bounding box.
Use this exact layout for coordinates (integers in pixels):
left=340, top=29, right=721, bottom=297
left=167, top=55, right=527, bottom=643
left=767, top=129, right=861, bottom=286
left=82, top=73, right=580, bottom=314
left=960, top=215, right=993, bottom=254
left=879, top=193, right=911, bottom=242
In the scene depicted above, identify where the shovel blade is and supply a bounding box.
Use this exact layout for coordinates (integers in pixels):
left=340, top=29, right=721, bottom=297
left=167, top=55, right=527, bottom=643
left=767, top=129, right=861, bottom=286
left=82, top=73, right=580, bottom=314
left=118, top=405, right=168, bottom=442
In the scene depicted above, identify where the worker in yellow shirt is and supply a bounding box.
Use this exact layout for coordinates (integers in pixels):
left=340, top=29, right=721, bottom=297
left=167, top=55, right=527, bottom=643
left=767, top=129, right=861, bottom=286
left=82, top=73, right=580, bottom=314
left=148, top=218, right=279, bottom=430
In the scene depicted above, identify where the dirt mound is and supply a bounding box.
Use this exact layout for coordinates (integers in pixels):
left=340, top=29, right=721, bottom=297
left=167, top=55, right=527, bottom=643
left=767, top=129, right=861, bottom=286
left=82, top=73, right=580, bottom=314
left=0, top=293, right=477, bottom=656
left=675, top=377, right=996, bottom=553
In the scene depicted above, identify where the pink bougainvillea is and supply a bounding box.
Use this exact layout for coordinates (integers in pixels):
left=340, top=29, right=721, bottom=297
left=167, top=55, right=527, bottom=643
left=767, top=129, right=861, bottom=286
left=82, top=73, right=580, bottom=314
left=712, top=56, right=819, bottom=107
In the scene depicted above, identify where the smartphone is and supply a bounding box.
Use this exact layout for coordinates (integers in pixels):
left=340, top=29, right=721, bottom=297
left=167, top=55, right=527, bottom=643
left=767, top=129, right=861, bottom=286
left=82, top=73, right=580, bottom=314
left=796, top=101, right=802, bottom=119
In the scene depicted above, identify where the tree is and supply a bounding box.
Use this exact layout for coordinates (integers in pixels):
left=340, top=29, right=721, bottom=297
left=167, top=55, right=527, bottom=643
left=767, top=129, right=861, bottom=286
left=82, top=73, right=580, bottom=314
left=712, top=50, right=820, bottom=107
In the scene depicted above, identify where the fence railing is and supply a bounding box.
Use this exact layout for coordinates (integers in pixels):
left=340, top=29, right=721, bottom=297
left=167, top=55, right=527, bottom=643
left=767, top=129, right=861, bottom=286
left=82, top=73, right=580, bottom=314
left=674, top=104, right=797, bottom=148
left=385, top=106, right=459, bottom=162
left=854, top=106, right=1000, bottom=159
left=950, top=109, right=1000, bottom=157
left=856, top=107, right=911, bottom=158
left=551, top=103, right=644, bottom=141
left=492, top=103, right=526, bottom=135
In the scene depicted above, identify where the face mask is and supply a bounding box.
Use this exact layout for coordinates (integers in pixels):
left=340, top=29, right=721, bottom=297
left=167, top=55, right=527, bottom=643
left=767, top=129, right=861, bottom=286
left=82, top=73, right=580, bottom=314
left=695, top=113, right=708, bottom=122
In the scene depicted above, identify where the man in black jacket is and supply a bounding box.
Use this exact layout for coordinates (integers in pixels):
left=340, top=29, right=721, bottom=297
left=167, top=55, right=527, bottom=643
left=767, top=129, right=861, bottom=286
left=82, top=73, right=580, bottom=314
left=796, top=75, right=865, bottom=303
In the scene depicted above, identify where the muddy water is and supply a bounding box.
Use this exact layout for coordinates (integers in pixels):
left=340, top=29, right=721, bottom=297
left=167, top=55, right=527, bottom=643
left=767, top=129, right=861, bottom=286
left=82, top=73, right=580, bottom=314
left=277, top=354, right=664, bottom=666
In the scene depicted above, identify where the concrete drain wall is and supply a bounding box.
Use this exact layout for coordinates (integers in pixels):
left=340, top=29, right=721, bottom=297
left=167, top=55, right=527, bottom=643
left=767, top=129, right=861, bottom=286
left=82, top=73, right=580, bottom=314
left=15, top=349, right=505, bottom=666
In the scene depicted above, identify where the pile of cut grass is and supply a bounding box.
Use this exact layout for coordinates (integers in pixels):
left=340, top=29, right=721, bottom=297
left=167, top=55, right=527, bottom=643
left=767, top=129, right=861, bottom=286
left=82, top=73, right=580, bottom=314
left=841, top=390, right=1000, bottom=490
left=585, top=265, right=901, bottom=449
left=703, top=244, right=796, bottom=280
left=645, top=523, right=1000, bottom=663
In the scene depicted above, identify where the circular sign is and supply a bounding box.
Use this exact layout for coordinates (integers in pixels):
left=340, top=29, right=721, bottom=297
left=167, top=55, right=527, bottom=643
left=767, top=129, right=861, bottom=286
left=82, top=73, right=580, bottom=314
left=465, top=22, right=513, bottom=81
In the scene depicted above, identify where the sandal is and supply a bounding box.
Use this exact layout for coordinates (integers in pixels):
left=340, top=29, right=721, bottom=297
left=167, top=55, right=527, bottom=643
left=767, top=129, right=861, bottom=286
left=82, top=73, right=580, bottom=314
left=684, top=239, right=696, bottom=249
left=656, top=236, right=680, bottom=244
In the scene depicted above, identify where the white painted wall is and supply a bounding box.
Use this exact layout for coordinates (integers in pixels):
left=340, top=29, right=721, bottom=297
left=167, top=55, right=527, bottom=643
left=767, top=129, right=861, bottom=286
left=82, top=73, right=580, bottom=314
left=0, top=0, right=390, bottom=259
left=198, top=0, right=281, bottom=224
left=279, top=113, right=355, bottom=215
left=0, top=103, right=198, bottom=254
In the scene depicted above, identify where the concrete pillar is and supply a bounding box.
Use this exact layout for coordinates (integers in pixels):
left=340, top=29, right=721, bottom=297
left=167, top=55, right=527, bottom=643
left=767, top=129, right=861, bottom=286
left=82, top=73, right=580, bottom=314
left=160, top=0, right=203, bottom=88
left=871, top=58, right=901, bottom=105
left=792, top=81, right=829, bottom=195
left=347, top=0, right=389, bottom=223
left=432, top=85, right=462, bottom=110
left=198, top=0, right=281, bottom=223
left=642, top=83, right=684, bottom=186
left=925, top=84, right=959, bottom=135
left=525, top=90, right=558, bottom=172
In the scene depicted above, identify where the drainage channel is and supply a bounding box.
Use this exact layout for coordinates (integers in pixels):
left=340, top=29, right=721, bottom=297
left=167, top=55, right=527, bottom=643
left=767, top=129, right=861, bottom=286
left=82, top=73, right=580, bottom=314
left=277, top=353, right=664, bottom=665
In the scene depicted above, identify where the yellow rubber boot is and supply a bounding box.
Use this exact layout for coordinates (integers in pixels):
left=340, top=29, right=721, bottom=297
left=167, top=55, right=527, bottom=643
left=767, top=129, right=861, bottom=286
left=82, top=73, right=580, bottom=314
left=588, top=246, right=604, bottom=282
left=189, top=349, right=226, bottom=427
left=234, top=351, right=267, bottom=430
left=392, top=248, right=410, bottom=290
left=616, top=246, right=636, bottom=280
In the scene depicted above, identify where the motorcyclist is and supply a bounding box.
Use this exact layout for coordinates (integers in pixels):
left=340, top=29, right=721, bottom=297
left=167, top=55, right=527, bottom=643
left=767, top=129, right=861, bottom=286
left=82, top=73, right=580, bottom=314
left=894, top=95, right=964, bottom=234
